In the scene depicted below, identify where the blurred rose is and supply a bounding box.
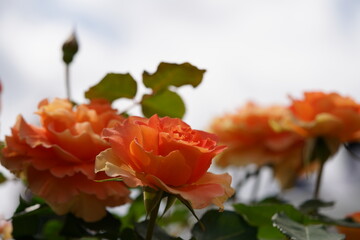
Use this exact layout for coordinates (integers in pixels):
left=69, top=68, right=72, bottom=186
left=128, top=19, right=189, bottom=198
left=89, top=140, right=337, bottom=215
left=336, top=212, right=360, bottom=240
left=210, top=102, right=311, bottom=189
left=1, top=98, right=130, bottom=222
left=96, top=115, right=234, bottom=210
left=286, top=92, right=360, bottom=142
left=0, top=216, right=12, bottom=240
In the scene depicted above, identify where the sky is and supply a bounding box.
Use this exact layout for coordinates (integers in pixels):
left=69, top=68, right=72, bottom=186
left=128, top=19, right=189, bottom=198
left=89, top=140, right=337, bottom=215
left=1, top=0, right=360, bottom=218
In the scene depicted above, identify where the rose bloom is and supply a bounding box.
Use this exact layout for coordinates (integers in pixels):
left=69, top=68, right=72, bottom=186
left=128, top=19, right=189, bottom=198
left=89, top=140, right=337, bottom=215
left=286, top=91, right=360, bottom=142
left=96, top=115, right=234, bottom=210
left=336, top=212, right=360, bottom=240
left=210, top=102, right=310, bottom=189
left=1, top=98, right=131, bottom=222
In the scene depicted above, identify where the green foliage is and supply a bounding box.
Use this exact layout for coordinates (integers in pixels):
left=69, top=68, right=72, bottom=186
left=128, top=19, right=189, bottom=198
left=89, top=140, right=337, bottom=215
left=298, top=199, right=334, bottom=214
left=158, top=201, right=190, bottom=228
left=304, top=137, right=339, bottom=165
left=12, top=197, right=58, bottom=239
left=135, top=220, right=183, bottom=240
left=143, top=62, right=205, bottom=92
left=191, top=210, right=257, bottom=240
left=233, top=202, right=319, bottom=240
left=60, top=212, right=121, bottom=239
left=42, top=219, right=65, bottom=240
left=120, top=192, right=146, bottom=230
left=0, top=171, right=7, bottom=184
left=141, top=90, right=185, bottom=118
left=120, top=228, right=142, bottom=240
left=272, top=213, right=345, bottom=240
left=85, top=73, right=137, bottom=102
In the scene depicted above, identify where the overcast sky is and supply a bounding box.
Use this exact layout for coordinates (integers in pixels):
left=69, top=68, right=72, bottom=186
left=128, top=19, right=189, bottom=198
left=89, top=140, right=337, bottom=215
left=1, top=0, right=360, bottom=218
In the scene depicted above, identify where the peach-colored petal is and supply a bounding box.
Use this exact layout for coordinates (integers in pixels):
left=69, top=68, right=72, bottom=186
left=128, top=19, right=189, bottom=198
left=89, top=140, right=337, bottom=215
left=97, top=115, right=232, bottom=209
left=144, top=173, right=233, bottom=210
left=2, top=98, right=130, bottom=222
left=130, top=140, right=192, bottom=186
left=95, top=148, right=142, bottom=188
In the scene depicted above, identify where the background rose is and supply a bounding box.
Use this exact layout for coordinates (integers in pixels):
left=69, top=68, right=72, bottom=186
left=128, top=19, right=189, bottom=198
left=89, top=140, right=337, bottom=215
left=286, top=91, right=360, bottom=142
left=336, top=212, right=360, bottom=240
left=1, top=98, right=130, bottom=222
left=210, top=102, right=311, bottom=189
left=96, top=115, right=234, bottom=210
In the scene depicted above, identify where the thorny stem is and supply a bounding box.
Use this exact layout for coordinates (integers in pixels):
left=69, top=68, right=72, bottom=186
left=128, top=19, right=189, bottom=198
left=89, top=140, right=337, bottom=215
left=146, top=198, right=161, bottom=240
left=313, top=160, right=325, bottom=199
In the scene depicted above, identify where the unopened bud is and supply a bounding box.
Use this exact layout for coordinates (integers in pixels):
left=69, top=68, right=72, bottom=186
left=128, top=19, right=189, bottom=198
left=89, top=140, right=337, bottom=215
left=62, top=31, right=79, bottom=65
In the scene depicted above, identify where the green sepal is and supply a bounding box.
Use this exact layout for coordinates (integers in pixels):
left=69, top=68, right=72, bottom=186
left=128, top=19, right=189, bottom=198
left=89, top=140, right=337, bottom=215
left=303, top=137, right=340, bottom=167
left=176, top=195, right=204, bottom=231
left=161, top=194, right=177, bottom=218
left=143, top=187, right=164, bottom=218
left=93, top=177, right=123, bottom=183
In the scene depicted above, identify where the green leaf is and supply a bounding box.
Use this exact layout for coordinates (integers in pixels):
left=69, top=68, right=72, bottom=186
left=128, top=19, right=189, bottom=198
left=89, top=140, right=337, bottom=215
left=272, top=213, right=345, bottom=240
left=143, top=62, right=205, bottom=92
left=257, top=225, right=285, bottom=240
left=234, top=203, right=307, bottom=227
left=85, top=73, right=137, bottom=102
left=191, top=210, right=257, bottom=240
left=141, top=89, right=185, bottom=118
left=135, top=220, right=183, bottom=240
left=121, top=192, right=147, bottom=230
left=313, top=214, right=360, bottom=228
left=60, top=212, right=121, bottom=239
left=12, top=197, right=58, bottom=239
left=120, top=228, right=142, bottom=240
left=0, top=172, right=7, bottom=184
left=42, top=219, right=66, bottom=240
left=233, top=202, right=319, bottom=240
left=299, top=199, right=334, bottom=214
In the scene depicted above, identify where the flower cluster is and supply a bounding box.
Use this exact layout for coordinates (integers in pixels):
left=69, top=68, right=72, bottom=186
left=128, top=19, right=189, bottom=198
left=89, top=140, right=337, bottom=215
left=1, top=98, right=233, bottom=224
left=210, top=92, right=360, bottom=189
left=1, top=98, right=131, bottom=222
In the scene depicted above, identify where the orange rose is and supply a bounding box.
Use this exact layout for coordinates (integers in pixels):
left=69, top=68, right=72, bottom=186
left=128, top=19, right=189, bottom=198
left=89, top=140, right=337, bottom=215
left=95, top=115, right=234, bottom=210
left=286, top=92, right=360, bottom=142
left=210, top=102, right=309, bottom=189
left=1, top=98, right=130, bottom=222
left=336, top=212, right=360, bottom=240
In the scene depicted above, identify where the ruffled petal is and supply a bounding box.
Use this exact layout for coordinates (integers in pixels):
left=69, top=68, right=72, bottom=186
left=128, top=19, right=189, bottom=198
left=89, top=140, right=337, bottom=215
left=144, top=172, right=234, bottom=210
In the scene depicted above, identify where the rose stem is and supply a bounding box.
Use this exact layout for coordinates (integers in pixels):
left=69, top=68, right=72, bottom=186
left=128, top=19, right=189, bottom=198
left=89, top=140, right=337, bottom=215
left=65, top=64, right=71, bottom=100
left=313, top=160, right=325, bottom=199
left=146, top=199, right=161, bottom=240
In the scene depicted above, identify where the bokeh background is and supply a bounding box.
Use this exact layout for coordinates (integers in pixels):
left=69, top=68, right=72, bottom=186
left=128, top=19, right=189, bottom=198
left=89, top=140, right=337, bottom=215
left=1, top=0, right=360, bottom=220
